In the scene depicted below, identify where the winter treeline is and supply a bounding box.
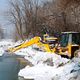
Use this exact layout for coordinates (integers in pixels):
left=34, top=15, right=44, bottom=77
left=0, top=26, right=4, bottom=39
left=7, top=0, right=80, bottom=40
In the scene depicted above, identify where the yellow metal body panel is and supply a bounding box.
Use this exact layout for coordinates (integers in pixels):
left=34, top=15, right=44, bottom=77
left=8, top=37, right=41, bottom=52
left=67, top=44, right=71, bottom=57
left=36, top=42, right=51, bottom=52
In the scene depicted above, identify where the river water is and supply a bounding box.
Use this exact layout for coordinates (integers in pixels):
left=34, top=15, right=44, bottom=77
left=0, top=53, right=22, bottom=80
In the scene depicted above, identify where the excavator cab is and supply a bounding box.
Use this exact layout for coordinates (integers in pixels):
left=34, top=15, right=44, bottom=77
left=60, top=32, right=80, bottom=58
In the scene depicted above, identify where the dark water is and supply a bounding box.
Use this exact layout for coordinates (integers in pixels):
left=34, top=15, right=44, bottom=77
left=0, top=53, right=20, bottom=80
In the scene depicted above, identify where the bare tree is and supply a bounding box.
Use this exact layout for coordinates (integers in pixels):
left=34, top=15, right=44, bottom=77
left=8, top=0, right=24, bottom=40
left=7, top=0, right=80, bottom=40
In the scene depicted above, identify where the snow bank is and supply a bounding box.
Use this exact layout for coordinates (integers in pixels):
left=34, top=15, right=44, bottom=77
left=19, top=58, right=80, bottom=80
left=0, top=39, right=14, bottom=47
left=19, top=64, right=53, bottom=79
left=19, top=63, right=63, bottom=80
left=15, top=46, right=69, bottom=66
left=0, top=39, right=14, bottom=55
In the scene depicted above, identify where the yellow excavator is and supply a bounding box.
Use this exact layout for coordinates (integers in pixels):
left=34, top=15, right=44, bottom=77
left=8, top=32, right=80, bottom=58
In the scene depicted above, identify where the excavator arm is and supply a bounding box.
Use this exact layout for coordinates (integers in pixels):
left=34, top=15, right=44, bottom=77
left=8, top=36, right=41, bottom=52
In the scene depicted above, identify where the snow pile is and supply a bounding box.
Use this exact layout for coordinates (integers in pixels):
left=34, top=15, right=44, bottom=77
left=19, top=58, right=80, bottom=80
left=0, top=39, right=14, bottom=47
left=15, top=46, right=69, bottom=66
left=19, top=64, right=59, bottom=80
left=0, top=39, right=14, bottom=55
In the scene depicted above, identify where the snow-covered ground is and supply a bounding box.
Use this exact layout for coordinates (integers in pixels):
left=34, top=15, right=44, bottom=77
left=0, top=39, right=80, bottom=80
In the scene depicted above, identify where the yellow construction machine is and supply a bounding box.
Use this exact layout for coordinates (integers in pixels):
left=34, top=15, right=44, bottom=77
left=8, top=32, right=80, bottom=58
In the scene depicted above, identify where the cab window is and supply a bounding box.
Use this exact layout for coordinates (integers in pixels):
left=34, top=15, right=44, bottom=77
left=60, top=34, right=69, bottom=47
left=72, top=33, right=80, bottom=44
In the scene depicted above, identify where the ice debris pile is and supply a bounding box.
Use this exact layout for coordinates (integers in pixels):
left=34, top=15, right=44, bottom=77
left=19, top=58, right=80, bottom=80
left=0, top=40, right=80, bottom=80
left=14, top=45, right=80, bottom=80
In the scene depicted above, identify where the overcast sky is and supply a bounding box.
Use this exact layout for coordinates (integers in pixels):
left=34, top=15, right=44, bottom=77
left=0, top=0, right=8, bottom=25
